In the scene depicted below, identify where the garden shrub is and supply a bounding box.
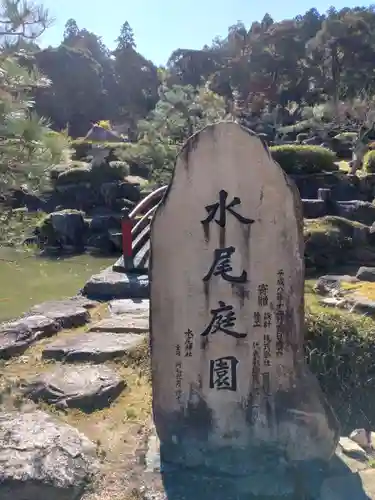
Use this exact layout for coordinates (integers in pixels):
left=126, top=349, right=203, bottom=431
left=363, top=150, right=375, bottom=173
left=270, top=145, right=337, bottom=175
left=306, top=308, right=375, bottom=432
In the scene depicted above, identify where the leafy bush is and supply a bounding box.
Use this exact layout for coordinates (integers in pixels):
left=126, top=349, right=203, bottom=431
left=363, top=150, right=375, bottom=173
left=306, top=308, right=375, bottom=432
left=270, top=145, right=337, bottom=174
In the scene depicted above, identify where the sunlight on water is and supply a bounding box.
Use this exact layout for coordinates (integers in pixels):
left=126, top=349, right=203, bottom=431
left=0, top=248, right=114, bottom=321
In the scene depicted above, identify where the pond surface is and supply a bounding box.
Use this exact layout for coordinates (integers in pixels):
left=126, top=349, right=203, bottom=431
left=0, top=248, right=114, bottom=322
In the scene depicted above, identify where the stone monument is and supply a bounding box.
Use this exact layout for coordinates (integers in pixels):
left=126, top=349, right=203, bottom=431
left=149, top=122, right=339, bottom=493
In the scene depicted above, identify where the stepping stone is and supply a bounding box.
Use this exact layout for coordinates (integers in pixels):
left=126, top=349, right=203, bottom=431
left=43, top=331, right=145, bottom=362
left=89, top=315, right=149, bottom=334
left=109, top=298, right=149, bottom=316
left=24, top=364, right=125, bottom=411
left=29, top=296, right=97, bottom=312
left=0, top=315, right=60, bottom=359
left=82, top=268, right=149, bottom=300
left=29, top=300, right=90, bottom=329
left=0, top=411, right=99, bottom=500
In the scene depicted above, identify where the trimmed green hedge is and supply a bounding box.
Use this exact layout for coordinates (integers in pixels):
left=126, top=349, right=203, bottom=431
left=363, top=150, right=375, bottom=173
left=270, top=145, right=337, bottom=175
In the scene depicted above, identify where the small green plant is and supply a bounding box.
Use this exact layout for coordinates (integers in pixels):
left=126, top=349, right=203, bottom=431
left=270, top=145, right=338, bottom=174
left=363, top=150, right=375, bottom=173
left=333, top=132, right=358, bottom=143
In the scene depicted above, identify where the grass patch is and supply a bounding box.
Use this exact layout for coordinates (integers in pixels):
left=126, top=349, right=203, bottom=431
left=341, top=281, right=375, bottom=300
left=0, top=208, right=45, bottom=247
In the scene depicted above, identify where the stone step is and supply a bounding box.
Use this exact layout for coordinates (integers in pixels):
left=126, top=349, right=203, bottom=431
left=28, top=298, right=92, bottom=329
left=0, top=315, right=60, bottom=359
left=108, top=298, right=149, bottom=316
left=43, top=331, right=146, bottom=362
left=89, top=315, right=149, bottom=334
left=24, top=364, right=125, bottom=411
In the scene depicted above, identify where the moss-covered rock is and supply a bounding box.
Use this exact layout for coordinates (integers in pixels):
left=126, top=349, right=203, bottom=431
left=90, top=161, right=129, bottom=185
left=55, top=165, right=92, bottom=187
left=35, top=209, right=87, bottom=250
left=304, top=216, right=370, bottom=270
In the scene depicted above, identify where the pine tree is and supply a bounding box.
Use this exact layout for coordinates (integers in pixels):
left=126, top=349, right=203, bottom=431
left=115, top=21, right=136, bottom=51
left=0, top=0, right=68, bottom=193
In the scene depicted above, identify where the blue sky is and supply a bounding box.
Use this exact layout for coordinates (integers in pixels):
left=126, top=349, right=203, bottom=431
left=40, top=0, right=372, bottom=65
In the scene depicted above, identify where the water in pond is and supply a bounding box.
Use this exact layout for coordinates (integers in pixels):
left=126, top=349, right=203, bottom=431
left=0, top=248, right=114, bottom=322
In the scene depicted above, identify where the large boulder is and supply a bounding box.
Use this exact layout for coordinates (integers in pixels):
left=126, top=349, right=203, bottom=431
left=0, top=411, right=99, bottom=500
left=356, top=267, right=375, bottom=282
left=24, top=364, right=125, bottom=411
left=86, top=233, right=117, bottom=255
left=89, top=213, right=121, bottom=233
left=336, top=201, right=375, bottom=226
left=36, top=210, right=88, bottom=250
left=82, top=268, right=149, bottom=300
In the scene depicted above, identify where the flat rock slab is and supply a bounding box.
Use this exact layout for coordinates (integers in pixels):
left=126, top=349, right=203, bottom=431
left=43, top=331, right=145, bottom=362
left=0, top=410, right=99, bottom=500
left=82, top=267, right=149, bottom=300
left=109, top=298, right=149, bottom=316
left=29, top=296, right=97, bottom=312
left=24, top=364, right=125, bottom=411
left=28, top=300, right=90, bottom=329
left=0, top=315, right=60, bottom=359
left=90, top=314, right=149, bottom=334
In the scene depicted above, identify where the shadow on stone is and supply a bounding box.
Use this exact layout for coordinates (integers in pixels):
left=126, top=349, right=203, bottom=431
left=155, top=454, right=372, bottom=500
left=320, top=454, right=372, bottom=500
